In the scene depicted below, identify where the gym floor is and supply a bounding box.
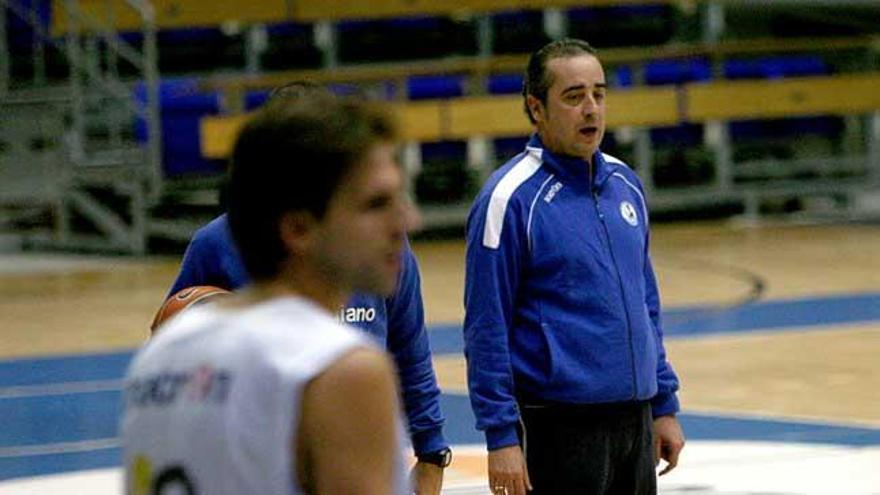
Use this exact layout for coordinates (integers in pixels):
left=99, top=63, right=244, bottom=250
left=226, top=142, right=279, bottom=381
left=1, top=221, right=878, bottom=494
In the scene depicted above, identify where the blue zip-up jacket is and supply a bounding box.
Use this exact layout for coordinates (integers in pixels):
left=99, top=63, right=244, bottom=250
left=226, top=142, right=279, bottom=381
left=168, top=214, right=448, bottom=455
left=464, top=135, right=680, bottom=450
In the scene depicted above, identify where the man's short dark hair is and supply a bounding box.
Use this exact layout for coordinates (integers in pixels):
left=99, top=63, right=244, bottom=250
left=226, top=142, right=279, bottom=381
left=227, top=94, right=397, bottom=280
left=522, top=38, right=598, bottom=124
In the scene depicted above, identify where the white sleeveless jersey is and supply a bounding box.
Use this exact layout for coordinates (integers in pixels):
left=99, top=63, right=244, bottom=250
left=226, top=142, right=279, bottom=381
left=122, top=295, right=410, bottom=495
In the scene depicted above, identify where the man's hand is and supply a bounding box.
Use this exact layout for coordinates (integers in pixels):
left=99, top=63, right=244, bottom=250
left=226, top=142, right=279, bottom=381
left=411, top=461, right=444, bottom=495
left=488, top=445, right=532, bottom=495
left=653, top=414, right=685, bottom=476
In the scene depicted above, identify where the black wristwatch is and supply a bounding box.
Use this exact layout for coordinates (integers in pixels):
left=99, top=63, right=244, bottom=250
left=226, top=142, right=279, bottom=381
left=416, top=447, right=452, bottom=468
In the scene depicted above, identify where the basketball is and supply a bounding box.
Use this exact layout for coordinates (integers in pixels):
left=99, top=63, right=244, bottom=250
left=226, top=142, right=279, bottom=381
left=150, top=285, right=232, bottom=335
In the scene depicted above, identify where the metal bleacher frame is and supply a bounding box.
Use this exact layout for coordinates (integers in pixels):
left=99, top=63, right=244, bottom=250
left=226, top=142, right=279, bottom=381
left=1, top=0, right=162, bottom=254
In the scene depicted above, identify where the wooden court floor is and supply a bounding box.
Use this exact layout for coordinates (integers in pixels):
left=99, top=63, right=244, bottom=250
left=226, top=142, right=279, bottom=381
left=1, top=221, right=879, bottom=429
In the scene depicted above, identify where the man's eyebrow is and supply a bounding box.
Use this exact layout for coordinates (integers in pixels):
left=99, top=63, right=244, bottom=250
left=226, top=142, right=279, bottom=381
left=562, top=83, right=607, bottom=94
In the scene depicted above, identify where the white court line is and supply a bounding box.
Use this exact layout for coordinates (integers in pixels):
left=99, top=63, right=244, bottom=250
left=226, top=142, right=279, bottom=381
left=441, top=487, right=491, bottom=494
left=0, top=380, right=123, bottom=400
left=442, top=443, right=880, bottom=495
left=0, top=438, right=120, bottom=458
left=1, top=442, right=879, bottom=494
left=0, top=253, right=161, bottom=275
left=0, top=468, right=121, bottom=494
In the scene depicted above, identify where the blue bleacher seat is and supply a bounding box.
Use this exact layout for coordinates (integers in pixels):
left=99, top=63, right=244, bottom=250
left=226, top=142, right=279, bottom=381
left=6, top=0, right=51, bottom=51
left=118, top=31, right=144, bottom=45
left=406, top=75, right=467, bottom=200
left=642, top=59, right=711, bottom=146
left=244, top=90, right=270, bottom=111
left=422, top=141, right=467, bottom=162
left=415, top=140, right=471, bottom=203
left=407, top=75, right=464, bottom=100
left=651, top=123, right=703, bottom=147
left=486, top=75, right=528, bottom=160
left=723, top=56, right=838, bottom=140
left=570, top=4, right=669, bottom=20
left=6, top=0, right=69, bottom=81
left=134, top=78, right=224, bottom=178
left=724, top=56, right=827, bottom=80
left=644, top=59, right=712, bottom=86
left=266, top=22, right=310, bottom=37
left=613, top=66, right=635, bottom=87
left=337, top=16, right=476, bottom=63
left=153, top=27, right=244, bottom=74
left=487, top=74, right=524, bottom=95
left=567, top=4, right=676, bottom=47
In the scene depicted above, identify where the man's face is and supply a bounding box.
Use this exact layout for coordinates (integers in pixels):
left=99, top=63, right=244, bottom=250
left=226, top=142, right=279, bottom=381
left=528, top=54, right=607, bottom=161
left=310, top=142, right=414, bottom=297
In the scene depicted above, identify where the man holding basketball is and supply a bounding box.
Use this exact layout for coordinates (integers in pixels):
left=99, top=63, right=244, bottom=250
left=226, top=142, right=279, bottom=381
left=161, top=83, right=450, bottom=493
left=125, top=94, right=414, bottom=493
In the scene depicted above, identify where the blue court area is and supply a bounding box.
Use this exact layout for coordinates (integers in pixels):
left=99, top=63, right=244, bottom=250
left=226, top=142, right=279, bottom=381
left=430, top=291, right=880, bottom=354
left=2, top=292, right=880, bottom=481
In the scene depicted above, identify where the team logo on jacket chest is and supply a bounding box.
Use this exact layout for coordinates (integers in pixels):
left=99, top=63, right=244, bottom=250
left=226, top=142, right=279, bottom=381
left=619, top=201, right=639, bottom=226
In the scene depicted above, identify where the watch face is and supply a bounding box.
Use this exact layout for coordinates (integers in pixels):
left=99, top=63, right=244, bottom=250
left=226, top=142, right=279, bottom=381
left=420, top=447, right=452, bottom=467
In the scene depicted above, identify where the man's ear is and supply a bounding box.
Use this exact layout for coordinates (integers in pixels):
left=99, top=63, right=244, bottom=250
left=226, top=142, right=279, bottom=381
left=526, top=94, right=544, bottom=123
left=279, top=211, right=317, bottom=257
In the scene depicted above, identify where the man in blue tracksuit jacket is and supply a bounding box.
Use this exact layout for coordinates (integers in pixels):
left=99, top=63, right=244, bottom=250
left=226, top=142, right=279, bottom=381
left=464, top=39, right=684, bottom=495
left=167, top=214, right=450, bottom=492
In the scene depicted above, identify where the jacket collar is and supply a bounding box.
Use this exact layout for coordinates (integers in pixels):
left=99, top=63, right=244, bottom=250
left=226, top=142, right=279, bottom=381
left=526, top=134, right=616, bottom=190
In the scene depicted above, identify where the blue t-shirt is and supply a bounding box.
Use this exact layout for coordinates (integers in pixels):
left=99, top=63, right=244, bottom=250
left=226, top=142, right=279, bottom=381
left=168, top=214, right=447, bottom=454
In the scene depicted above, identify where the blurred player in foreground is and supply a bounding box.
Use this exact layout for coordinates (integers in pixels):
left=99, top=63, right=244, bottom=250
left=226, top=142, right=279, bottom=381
left=123, top=94, right=415, bottom=494
left=164, top=82, right=451, bottom=493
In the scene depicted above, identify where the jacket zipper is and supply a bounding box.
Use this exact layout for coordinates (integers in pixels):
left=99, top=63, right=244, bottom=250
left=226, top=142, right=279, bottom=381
left=591, top=176, right=639, bottom=401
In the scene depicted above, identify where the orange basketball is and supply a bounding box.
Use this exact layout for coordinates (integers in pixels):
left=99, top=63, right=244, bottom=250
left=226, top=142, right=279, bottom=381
left=150, top=285, right=232, bottom=335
